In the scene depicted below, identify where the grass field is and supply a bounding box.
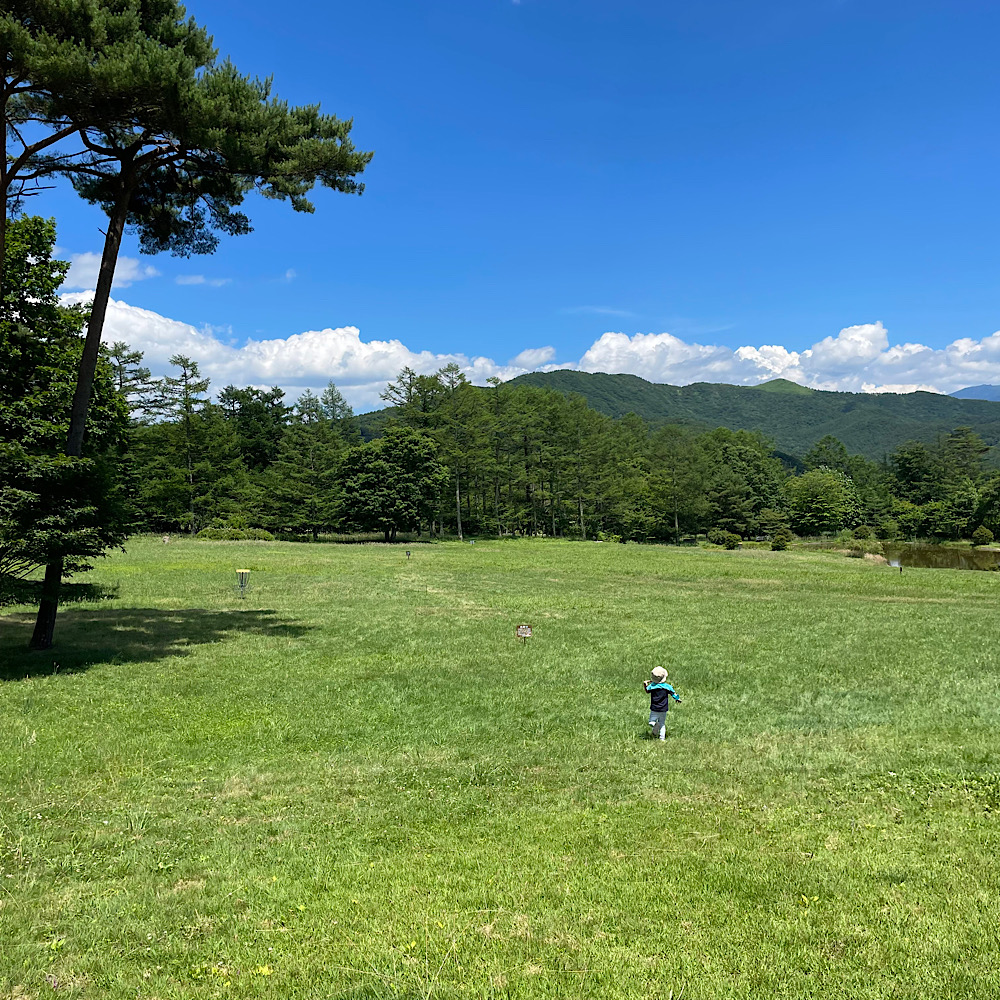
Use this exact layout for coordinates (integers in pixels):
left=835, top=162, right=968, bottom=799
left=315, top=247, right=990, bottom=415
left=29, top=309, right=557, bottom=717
left=1, top=537, right=998, bottom=999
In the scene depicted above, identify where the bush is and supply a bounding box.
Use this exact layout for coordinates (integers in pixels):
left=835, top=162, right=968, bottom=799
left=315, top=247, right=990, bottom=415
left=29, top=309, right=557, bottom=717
left=197, top=528, right=274, bottom=541
left=852, top=524, right=874, bottom=539
left=771, top=529, right=794, bottom=551
left=971, top=525, right=994, bottom=547
left=707, top=529, right=742, bottom=549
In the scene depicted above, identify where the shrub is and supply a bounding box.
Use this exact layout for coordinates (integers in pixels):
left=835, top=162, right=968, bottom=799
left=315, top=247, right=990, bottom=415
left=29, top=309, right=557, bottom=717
left=972, top=525, right=994, bottom=547
left=707, top=529, right=742, bottom=549
left=197, top=527, right=274, bottom=542
left=852, top=524, right=874, bottom=539
left=771, top=529, right=794, bottom=551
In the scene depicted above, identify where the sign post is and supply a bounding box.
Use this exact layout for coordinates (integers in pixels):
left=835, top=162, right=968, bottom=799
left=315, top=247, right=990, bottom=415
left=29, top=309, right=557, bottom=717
left=516, top=624, right=533, bottom=646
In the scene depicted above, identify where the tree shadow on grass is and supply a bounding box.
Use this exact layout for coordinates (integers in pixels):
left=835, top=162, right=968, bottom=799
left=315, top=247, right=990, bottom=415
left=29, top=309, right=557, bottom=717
left=0, top=577, right=120, bottom=610
left=0, top=607, right=309, bottom=681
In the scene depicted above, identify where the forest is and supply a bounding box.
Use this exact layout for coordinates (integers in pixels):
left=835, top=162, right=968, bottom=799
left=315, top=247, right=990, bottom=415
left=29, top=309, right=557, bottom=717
left=106, top=349, right=1000, bottom=547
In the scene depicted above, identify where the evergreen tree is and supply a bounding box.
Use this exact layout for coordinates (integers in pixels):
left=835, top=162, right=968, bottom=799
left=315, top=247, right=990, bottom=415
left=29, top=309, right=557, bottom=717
left=266, top=392, right=343, bottom=540
left=217, top=385, right=289, bottom=471
left=321, top=380, right=360, bottom=444
left=649, top=426, right=709, bottom=540
left=104, top=340, right=156, bottom=417
left=0, top=216, right=129, bottom=586
left=700, top=428, right=786, bottom=537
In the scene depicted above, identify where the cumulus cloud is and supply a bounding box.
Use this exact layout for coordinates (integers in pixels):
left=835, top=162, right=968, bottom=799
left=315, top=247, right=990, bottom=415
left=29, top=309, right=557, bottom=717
left=577, top=321, right=1000, bottom=394
left=59, top=293, right=549, bottom=411
left=63, top=253, right=160, bottom=290
left=509, top=346, right=556, bottom=368
left=58, top=291, right=1000, bottom=408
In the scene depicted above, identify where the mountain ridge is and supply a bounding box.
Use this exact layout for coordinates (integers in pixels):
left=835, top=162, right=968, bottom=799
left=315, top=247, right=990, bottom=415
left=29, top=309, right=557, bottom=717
left=507, top=370, right=1000, bottom=460
left=950, top=384, right=1000, bottom=402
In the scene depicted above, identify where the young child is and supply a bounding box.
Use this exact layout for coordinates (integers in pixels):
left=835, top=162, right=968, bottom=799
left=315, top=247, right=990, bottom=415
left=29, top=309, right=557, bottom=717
left=643, top=666, right=682, bottom=740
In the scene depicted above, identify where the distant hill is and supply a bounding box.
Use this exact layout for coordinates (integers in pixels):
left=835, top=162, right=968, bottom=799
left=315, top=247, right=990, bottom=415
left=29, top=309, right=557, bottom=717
left=752, top=378, right=815, bottom=396
left=951, top=384, right=1000, bottom=402
left=507, top=370, right=1000, bottom=460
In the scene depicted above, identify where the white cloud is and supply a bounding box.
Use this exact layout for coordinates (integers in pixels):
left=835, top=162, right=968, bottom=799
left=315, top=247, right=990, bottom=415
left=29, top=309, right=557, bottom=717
left=562, top=305, right=638, bottom=318
left=176, top=274, right=231, bottom=287
left=59, top=293, right=537, bottom=411
left=509, top=346, right=556, bottom=367
left=63, top=252, right=160, bottom=290
left=575, top=320, right=1000, bottom=394
left=57, top=291, right=1000, bottom=407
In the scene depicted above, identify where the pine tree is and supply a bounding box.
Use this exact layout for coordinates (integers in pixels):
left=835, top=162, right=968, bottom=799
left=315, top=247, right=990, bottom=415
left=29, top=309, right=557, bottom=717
left=27, top=0, right=372, bottom=647
left=267, top=392, right=343, bottom=540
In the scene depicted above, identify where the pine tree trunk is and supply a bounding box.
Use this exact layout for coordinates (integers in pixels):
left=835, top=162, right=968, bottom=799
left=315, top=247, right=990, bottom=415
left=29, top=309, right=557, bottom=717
left=0, top=66, right=9, bottom=298
left=29, top=185, right=130, bottom=650
left=186, top=425, right=195, bottom=533
left=673, top=466, right=680, bottom=540
left=550, top=476, right=556, bottom=537
left=66, top=196, right=128, bottom=457
left=455, top=474, right=463, bottom=541
left=579, top=497, right=586, bottom=540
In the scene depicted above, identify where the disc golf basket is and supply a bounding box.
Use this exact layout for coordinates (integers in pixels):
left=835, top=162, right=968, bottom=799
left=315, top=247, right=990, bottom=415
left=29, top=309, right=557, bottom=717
left=235, top=569, right=251, bottom=599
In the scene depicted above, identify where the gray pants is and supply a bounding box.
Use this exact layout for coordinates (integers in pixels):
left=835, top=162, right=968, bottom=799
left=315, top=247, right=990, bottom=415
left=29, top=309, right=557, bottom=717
left=648, top=710, right=667, bottom=740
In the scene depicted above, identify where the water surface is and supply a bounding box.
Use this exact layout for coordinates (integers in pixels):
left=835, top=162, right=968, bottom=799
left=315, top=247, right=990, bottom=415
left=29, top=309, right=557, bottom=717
left=883, top=543, right=1000, bottom=571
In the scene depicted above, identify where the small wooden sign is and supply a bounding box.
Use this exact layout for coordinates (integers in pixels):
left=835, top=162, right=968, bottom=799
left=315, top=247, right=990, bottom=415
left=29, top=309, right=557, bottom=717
left=516, top=624, right=533, bottom=640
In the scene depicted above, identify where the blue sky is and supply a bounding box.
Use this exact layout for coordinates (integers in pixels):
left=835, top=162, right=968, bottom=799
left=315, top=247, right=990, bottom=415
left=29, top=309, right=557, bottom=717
left=48, top=0, right=1000, bottom=408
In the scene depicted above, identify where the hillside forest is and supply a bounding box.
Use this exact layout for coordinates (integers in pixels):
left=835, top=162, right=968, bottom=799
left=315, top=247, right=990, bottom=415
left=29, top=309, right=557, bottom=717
left=104, top=351, right=1000, bottom=548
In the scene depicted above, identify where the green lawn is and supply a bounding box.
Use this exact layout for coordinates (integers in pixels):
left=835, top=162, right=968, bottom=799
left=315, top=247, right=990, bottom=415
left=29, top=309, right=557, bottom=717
left=1, top=538, right=998, bottom=999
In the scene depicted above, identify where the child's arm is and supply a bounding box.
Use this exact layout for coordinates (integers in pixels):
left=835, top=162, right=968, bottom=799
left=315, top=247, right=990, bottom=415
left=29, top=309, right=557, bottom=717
left=642, top=680, right=650, bottom=691
left=667, top=683, right=682, bottom=703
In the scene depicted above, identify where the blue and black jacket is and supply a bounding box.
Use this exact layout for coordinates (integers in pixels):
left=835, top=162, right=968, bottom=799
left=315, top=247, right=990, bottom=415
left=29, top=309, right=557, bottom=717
left=646, top=682, right=682, bottom=713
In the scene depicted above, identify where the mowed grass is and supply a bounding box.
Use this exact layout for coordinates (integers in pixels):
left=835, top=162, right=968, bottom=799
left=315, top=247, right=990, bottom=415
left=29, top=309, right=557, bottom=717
left=1, top=538, right=998, bottom=999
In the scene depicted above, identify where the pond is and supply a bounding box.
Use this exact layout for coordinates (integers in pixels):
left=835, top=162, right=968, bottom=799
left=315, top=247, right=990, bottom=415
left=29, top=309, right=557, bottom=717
left=882, top=543, right=1000, bottom=571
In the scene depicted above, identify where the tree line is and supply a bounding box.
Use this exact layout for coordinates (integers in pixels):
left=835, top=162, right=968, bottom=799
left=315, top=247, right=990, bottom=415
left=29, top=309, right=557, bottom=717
left=110, top=354, right=1000, bottom=547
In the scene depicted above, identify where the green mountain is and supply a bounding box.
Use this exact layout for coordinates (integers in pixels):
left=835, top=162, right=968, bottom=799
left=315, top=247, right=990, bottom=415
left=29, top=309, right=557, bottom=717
left=507, top=371, right=1000, bottom=460
left=752, top=378, right=814, bottom=396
